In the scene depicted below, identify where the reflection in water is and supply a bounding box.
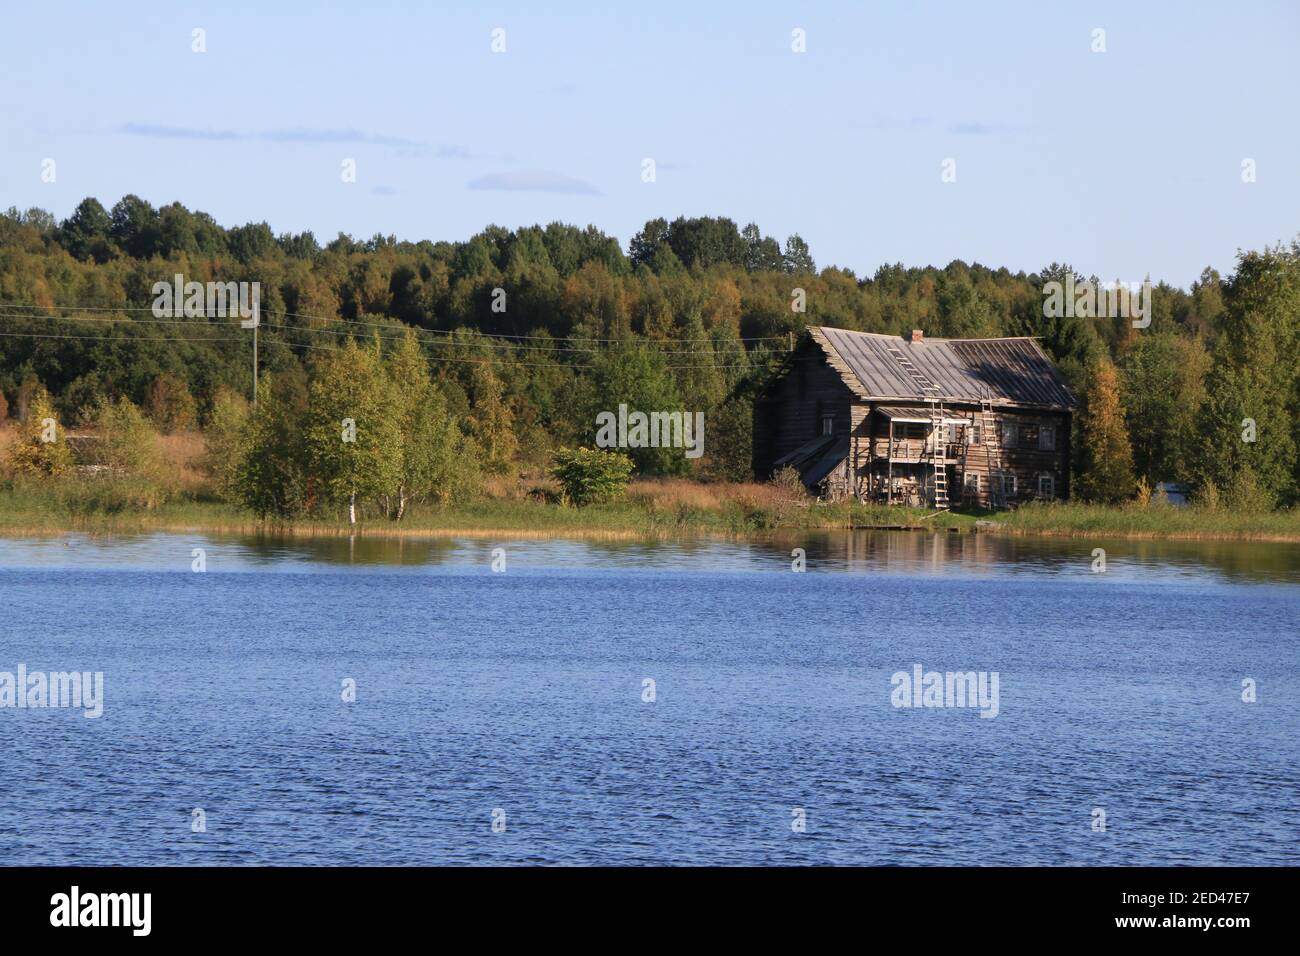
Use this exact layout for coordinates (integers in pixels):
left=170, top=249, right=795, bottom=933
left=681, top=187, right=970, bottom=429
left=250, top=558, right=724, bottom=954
left=757, top=530, right=1300, bottom=585
left=0, top=529, right=1296, bottom=586
left=237, top=532, right=458, bottom=567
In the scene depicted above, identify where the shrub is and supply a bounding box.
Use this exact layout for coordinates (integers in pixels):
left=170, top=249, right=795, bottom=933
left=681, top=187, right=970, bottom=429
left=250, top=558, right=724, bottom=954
left=87, top=397, right=161, bottom=478
left=146, top=372, right=198, bottom=434
left=1194, top=479, right=1221, bottom=512
left=1224, top=466, right=1275, bottom=513
left=203, top=386, right=250, bottom=502
left=5, top=389, right=73, bottom=477
left=767, top=465, right=809, bottom=524
left=549, top=447, right=634, bottom=506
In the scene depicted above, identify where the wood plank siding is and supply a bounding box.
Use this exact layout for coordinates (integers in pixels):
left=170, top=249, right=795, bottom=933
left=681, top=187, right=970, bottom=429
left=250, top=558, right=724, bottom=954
left=753, top=328, right=1078, bottom=509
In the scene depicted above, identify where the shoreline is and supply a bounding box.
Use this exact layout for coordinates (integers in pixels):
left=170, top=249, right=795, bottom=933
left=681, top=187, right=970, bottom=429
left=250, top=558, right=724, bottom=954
left=2, top=511, right=1298, bottom=545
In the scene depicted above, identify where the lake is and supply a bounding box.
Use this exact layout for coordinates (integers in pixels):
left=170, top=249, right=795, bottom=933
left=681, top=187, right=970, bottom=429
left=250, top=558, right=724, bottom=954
left=1, top=530, right=1297, bottom=865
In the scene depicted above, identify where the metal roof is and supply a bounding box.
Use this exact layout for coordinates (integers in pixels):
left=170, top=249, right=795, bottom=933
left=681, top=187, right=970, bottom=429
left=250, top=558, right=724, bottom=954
left=802, top=438, right=850, bottom=485
left=876, top=405, right=965, bottom=422
left=808, top=327, right=1078, bottom=409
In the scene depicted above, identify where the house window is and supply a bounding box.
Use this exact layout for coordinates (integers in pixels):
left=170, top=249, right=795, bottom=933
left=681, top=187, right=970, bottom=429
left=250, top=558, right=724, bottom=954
left=1038, top=474, right=1055, bottom=498
left=1002, top=423, right=1017, bottom=448
left=897, top=422, right=925, bottom=440
left=1019, top=424, right=1039, bottom=449
left=964, top=473, right=981, bottom=494
left=970, top=422, right=983, bottom=445
left=1001, top=474, right=1017, bottom=498
left=822, top=414, right=834, bottom=436
left=1038, top=425, right=1056, bottom=451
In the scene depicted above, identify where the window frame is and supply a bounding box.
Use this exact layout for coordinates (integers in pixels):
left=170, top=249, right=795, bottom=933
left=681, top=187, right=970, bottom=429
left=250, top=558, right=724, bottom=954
left=1038, top=474, right=1055, bottom=498
left=1038, top=424, right=1056, bottom=451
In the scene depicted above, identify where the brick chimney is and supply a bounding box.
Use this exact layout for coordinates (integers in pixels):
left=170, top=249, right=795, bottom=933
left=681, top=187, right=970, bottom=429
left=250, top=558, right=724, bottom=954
left=906, top=329, right=924, bottom=343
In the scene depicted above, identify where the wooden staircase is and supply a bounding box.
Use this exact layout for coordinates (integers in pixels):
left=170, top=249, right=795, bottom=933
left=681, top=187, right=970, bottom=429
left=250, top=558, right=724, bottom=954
left=981, top=397, right=1004, bottom=509
left=929, top=398, right=949, bottom=509
left=885, top=340, right=948, bottom=509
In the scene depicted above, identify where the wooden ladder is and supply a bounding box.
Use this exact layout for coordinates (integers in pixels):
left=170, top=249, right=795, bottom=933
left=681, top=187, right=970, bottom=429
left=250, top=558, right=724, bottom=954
left=981, top=397, right=1003, bottom=508
left=885, top=343, right=941, bottom=396
left=930, top=398, right=949, bottom=509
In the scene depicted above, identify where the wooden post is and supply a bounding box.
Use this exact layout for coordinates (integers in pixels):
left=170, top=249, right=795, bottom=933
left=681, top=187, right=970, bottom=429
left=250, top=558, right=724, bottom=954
left=886, top=420, right=894, bottom=505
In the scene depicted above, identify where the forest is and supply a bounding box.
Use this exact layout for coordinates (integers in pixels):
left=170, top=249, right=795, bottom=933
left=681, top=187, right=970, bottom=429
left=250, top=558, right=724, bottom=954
left=0, top=195, right=1297, bottom=523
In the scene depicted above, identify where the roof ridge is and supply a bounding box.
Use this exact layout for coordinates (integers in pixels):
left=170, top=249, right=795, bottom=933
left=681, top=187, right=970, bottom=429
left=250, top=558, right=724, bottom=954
left=805, top=326, right=1078, bottom=409
left=809, top=325, right=1040, bottom=344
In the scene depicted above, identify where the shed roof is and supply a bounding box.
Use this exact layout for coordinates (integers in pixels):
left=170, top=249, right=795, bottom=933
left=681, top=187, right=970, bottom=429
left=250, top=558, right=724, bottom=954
left=876, top=405, right=965, bottom=423
left=808, top=327, right=1078, bottom=410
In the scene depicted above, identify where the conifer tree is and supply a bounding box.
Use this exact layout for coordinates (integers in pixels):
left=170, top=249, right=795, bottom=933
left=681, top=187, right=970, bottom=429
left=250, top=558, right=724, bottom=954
left=1077, top=360, right=1136, bottom=504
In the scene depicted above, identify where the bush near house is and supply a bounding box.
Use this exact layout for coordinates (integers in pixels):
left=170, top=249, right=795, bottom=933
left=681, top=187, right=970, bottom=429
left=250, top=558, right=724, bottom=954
left=549, top=447, right=634, bottom=506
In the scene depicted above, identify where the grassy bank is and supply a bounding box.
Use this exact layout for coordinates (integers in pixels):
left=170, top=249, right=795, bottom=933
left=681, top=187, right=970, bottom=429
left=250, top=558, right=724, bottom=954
left=0, top=476, right=1296, bottom=542
left=3, top=422, right=1295, bottom=542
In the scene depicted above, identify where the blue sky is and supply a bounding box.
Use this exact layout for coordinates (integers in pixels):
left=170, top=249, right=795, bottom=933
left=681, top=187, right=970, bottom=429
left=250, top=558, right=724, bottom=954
left=1, top=0, right=1296, bottom=286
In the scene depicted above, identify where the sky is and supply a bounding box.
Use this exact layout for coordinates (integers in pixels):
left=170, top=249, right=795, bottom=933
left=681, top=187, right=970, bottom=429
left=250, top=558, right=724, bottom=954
left=1, top=0, right=1296, bottom=287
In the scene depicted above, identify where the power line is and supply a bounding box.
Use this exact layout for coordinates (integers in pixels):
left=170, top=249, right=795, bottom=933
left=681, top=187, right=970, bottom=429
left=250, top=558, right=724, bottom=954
left=0, top=309, right=776, bottom=367
left=0, top=325, right=759, bottom=369
left=0, top=330, right=243, bottom=343
left=0, top=300, right=788, bottom=347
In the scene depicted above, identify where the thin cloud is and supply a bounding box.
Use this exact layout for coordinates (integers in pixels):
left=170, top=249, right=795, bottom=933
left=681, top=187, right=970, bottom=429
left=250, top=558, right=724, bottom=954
left=947, top=121, right=1028, bottom=136
left=118, top=123, right=471, bottom=156
left=261, top=127, right=423, bottom=148
left=467, top=169, right=600, bottom=196
left=120, top=123, right=242, bottom=141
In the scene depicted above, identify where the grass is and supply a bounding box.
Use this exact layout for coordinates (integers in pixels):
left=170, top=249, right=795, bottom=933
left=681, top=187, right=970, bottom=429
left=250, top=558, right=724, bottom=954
left=994, top=500, right=1300, bottom=542
left=2, top=477, right=1293, bottom=542
left=0, top=423, right=1296, bottom=542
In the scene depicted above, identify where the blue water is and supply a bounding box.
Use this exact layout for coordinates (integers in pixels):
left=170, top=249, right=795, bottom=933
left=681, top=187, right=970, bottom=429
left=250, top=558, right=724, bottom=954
left=1, top=531, right=1297, bottom=865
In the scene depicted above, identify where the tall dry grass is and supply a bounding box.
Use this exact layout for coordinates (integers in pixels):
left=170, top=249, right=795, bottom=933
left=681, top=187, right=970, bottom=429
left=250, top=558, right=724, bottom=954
left=155, top=430, right=208, bottom=492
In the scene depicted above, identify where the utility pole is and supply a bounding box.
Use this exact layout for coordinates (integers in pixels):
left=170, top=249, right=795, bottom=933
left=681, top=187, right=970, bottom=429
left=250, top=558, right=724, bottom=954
left=241, top=296, right=259, bottom=407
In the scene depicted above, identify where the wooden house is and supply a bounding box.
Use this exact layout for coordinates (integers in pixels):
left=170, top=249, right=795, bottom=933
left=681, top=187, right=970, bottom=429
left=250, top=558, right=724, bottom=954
left=752, top=327, right=1079, bottom=508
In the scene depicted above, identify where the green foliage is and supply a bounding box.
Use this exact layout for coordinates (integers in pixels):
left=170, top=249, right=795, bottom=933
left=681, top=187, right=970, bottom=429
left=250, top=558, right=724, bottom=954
left=1191, top=244, right=1300, bottom=506
left=302, top=338, right=404, bottom=522
left=5, top=388, right=73, bottom=477
left=580, top=342, right=687, bottom=476
left=146, top=371, right=198, bottom=434
left=385, top=331, right=480, bottom=517
left=87, top=397, right=161, bottom=478
left=549, top=447, right=634, bottom=506
left=1, top=198, right=1295, bottom=514
left=203, top=386, right=250, bottom=503
left=464, top=360, right=517, bottom=475
left=235, top=373, right=310, bottom=519
left=1077, top=361, right=1136, bottom=504
left=699, top=394, right=753, bottom=482
left=1122, top=333, right=1208, bottom=482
